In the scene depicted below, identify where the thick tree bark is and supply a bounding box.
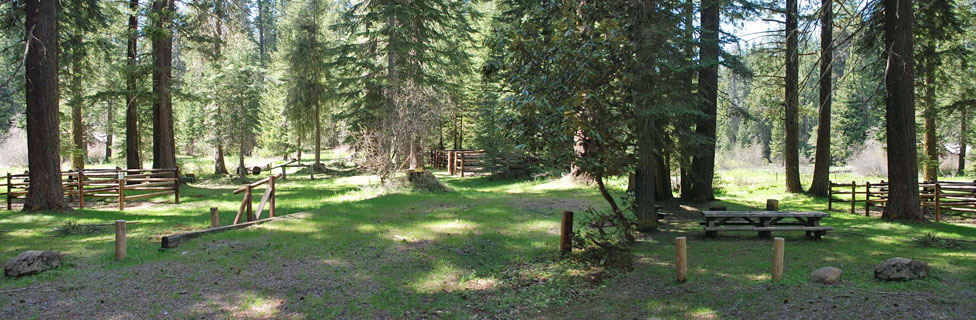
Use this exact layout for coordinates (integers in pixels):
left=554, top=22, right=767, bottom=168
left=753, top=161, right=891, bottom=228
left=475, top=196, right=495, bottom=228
left=632, top=0, right=659, bottom=230
left=679, top=0, right=695, bottom=199
left=808, top=0, right=833, bottom=196
left=125, top=0, right=141, bottom=169
left=922, top=46, right=938, bottom=182
left=24, top=0, right=68, bottom=212
left=882, top=0, right=924, bottom=221
left=70, top=61, right=85, bottom=169
left=784, top=0, right=803, bottom=193
left=654, top=154, right=673, bottom=201
left=151, top=0, right=177, bottom=174
left=688, top=0, right=719, bottom=201
left=960, top=109, right=967, bottom=175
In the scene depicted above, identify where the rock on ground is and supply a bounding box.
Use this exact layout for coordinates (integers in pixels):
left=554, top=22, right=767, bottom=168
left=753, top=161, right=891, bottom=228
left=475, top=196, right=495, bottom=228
left=4, top=250, right=62, bottom=278
left=810, top=267, right=842, bottom=284
left=874, top=257, right=928, bottom=281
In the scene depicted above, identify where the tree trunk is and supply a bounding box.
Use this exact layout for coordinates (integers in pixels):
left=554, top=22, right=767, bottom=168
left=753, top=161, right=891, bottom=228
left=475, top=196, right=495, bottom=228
left=215, top=143, right=229, bottom=174
left=314, top=103, right=321, bottom=167
left=152, top=0, right=177, bottom=174
left=922, top=46, right=938, bottom=182
left=24, top=0, right=68, bottom=212
left=70, top=61, right=85, bottom=169
left=808, top=0, right=832, bottom=196
left=678, top=0, right=695, bottom=199
left=655, top=153, right=673, bottom=201
left=258, top=0, right=265, bottom=66
left=296, top=135, right=302, bottom=163
left=882, top=0, right=924, bottom=221
left=105, top=105, right=114, bottom=161
left=688, top=0, right=719, bottom=201
left=239, top=122, right=245, bottom=180
left=125, top=0, right=141, bottom=169
left=959, top=109, right=967, bottom=175
left=784, top=0, right=803, bottom=193
left=632, top=0, right=659, bottom=230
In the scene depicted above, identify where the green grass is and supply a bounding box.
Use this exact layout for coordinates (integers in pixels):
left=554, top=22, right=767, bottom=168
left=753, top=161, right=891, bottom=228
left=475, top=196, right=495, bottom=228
left=1, top=162, right=974, bottom=318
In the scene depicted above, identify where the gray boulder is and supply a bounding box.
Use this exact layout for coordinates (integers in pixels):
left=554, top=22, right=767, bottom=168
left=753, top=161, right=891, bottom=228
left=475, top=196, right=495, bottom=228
left=874, top=257, right=928, bottom=281
left=810, top=267, right=842, bottom=284
left=4, top=250, right=62, bottom=278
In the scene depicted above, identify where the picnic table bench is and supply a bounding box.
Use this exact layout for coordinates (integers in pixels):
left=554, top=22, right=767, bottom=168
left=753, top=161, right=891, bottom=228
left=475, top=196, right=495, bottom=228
left=701, top=211, right=833, bottom=239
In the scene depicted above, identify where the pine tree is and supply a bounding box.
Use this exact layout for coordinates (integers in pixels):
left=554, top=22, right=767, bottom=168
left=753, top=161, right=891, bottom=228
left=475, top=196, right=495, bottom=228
left=151, top=0, right=177, bottom=172
left=24, top=0, right=68, bottom=211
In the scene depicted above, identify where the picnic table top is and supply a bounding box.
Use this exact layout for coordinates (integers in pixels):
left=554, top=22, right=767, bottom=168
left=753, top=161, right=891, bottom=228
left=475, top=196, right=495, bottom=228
left=701, top=211, right=830, bottom=218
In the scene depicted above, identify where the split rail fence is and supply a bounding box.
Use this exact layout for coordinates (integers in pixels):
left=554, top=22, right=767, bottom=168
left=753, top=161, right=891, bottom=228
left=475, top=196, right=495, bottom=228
left=5, top=168, right=179, bottom=211
left=828, top=180, right=976, bottom=222
left=430, top=150, right=487, bottom=177
left=231, top=174, right=280, bottom=224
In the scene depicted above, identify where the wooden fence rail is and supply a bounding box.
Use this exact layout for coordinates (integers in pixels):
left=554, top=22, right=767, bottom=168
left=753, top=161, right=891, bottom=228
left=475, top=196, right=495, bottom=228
left=829, top=180, right=976, bottom=222
left=4, top=168, right=179, bottom=211
left=430, top=150, right=487, bottom=176
left=232, top=174, right=280, bottom=225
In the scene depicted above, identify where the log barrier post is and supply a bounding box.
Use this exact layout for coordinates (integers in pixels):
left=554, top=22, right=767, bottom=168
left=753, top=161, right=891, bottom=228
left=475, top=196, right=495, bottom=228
left=115, top=220, right=126, bottom=260
left=77, top=170, right=85, bottom=209
left=246, top=186, right=254, bottom=222
left=865, top=181, right=872, bottom=216
left=559, top=211, right=573, bottom=254
left=6, top=173, right=11, bottom=210
left=118, top=170, right=126, bottom=211
left=935, top=183, right=941, bottom=222
left=850, top=181, right=856, bottom=214
left=772, top=237, right=784, bottom=282
left=210, top=207, right=219, bottom=228
left=269, top=175, right=276, bottom=218
left=766, top=199, right=779, bottom=211
left=676, top=237, right=687, bottom=283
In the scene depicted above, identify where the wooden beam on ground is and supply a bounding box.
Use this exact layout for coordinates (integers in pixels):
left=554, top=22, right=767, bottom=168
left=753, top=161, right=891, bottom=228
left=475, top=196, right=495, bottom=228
left=160, top=212, right=308, bottom=248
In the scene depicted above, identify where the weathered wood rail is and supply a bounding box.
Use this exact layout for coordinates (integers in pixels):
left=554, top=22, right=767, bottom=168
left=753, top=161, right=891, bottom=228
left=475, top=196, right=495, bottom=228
left=829, top=180, right=976, bottom=222
left=430, top=150, right=487, bottom=177
left=5, top=168, right=179, bottom=211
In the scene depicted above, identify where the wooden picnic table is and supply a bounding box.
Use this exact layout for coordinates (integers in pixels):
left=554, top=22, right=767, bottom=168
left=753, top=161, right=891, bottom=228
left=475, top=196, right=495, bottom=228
left=701, top=211, right=833, bottom=239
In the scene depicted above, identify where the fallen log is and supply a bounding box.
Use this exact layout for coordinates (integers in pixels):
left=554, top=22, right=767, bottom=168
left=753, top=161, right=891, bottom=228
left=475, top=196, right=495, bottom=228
left=160, top=211, right=307, bottom=249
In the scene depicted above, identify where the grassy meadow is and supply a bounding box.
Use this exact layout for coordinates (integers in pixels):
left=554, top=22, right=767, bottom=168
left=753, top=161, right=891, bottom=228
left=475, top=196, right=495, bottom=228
left=0, top=157, right=974, bottom=318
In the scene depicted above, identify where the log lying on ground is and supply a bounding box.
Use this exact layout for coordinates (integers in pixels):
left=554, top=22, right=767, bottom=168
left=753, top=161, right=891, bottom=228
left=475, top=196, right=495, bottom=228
left=160, top=211, right=308, bottom=248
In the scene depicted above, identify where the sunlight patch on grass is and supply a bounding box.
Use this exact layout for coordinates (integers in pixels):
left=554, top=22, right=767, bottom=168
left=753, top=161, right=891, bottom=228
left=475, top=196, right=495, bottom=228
left=421, top=219, right=479, bottom=235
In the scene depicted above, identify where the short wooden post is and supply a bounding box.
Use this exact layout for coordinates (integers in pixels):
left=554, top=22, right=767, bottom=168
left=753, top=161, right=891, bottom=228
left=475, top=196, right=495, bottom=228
left=766, top=199, right=779, bottom=211
left=559, top=211, right=573, bottom=254
left=772, top=237, right=784, bottom=282
left=850, top=181, right=856, bottom=214
left=115, top=220, right=126, bottom=260
left=245, top=186, right=254, bottom=222
left=77, top=170, right=85, bottom=209
left=675, top=237, right=687, bottom=283
left=865, top=181, right=872, bottom=216
left=934, top=183, right=941, bottom=222
left=118, top=170, right=126, bottom=210
left=210, top=207, right=219, bottom=228
left=269, top=175, right=276, bottom=218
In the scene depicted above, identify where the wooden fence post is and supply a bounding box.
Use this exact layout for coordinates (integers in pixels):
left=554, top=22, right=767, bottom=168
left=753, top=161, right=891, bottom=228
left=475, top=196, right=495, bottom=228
left=269, top=175, right=276, bottom=218
left=115, top=220, right=126, bottom=260
left=459, top=154, right=465, bottom=177
left=77, top=170, right=85, bottom=209
left=772, top=237, right=784, bottom=282
left=6, top=173, right=11, bottom=210
left=935, top=183, right=941, bottom=222
left=560, top=211, right=573, bottom=254
left=210, top=207, right=219, bottom=228
left=865, top=181, right=872, bottom=216
left=850, top=181, right=856, bottom=214
left=827, top=181, right=833, bottom=211
left=118, top=170, right=125, bottom=211
left=246, top=186, right=254, bottom=222
left=174, top=168, right=181, bottom=204
left=766, top=199, right=779, bottom=211
left=676, top=237, right=687, bottom=283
